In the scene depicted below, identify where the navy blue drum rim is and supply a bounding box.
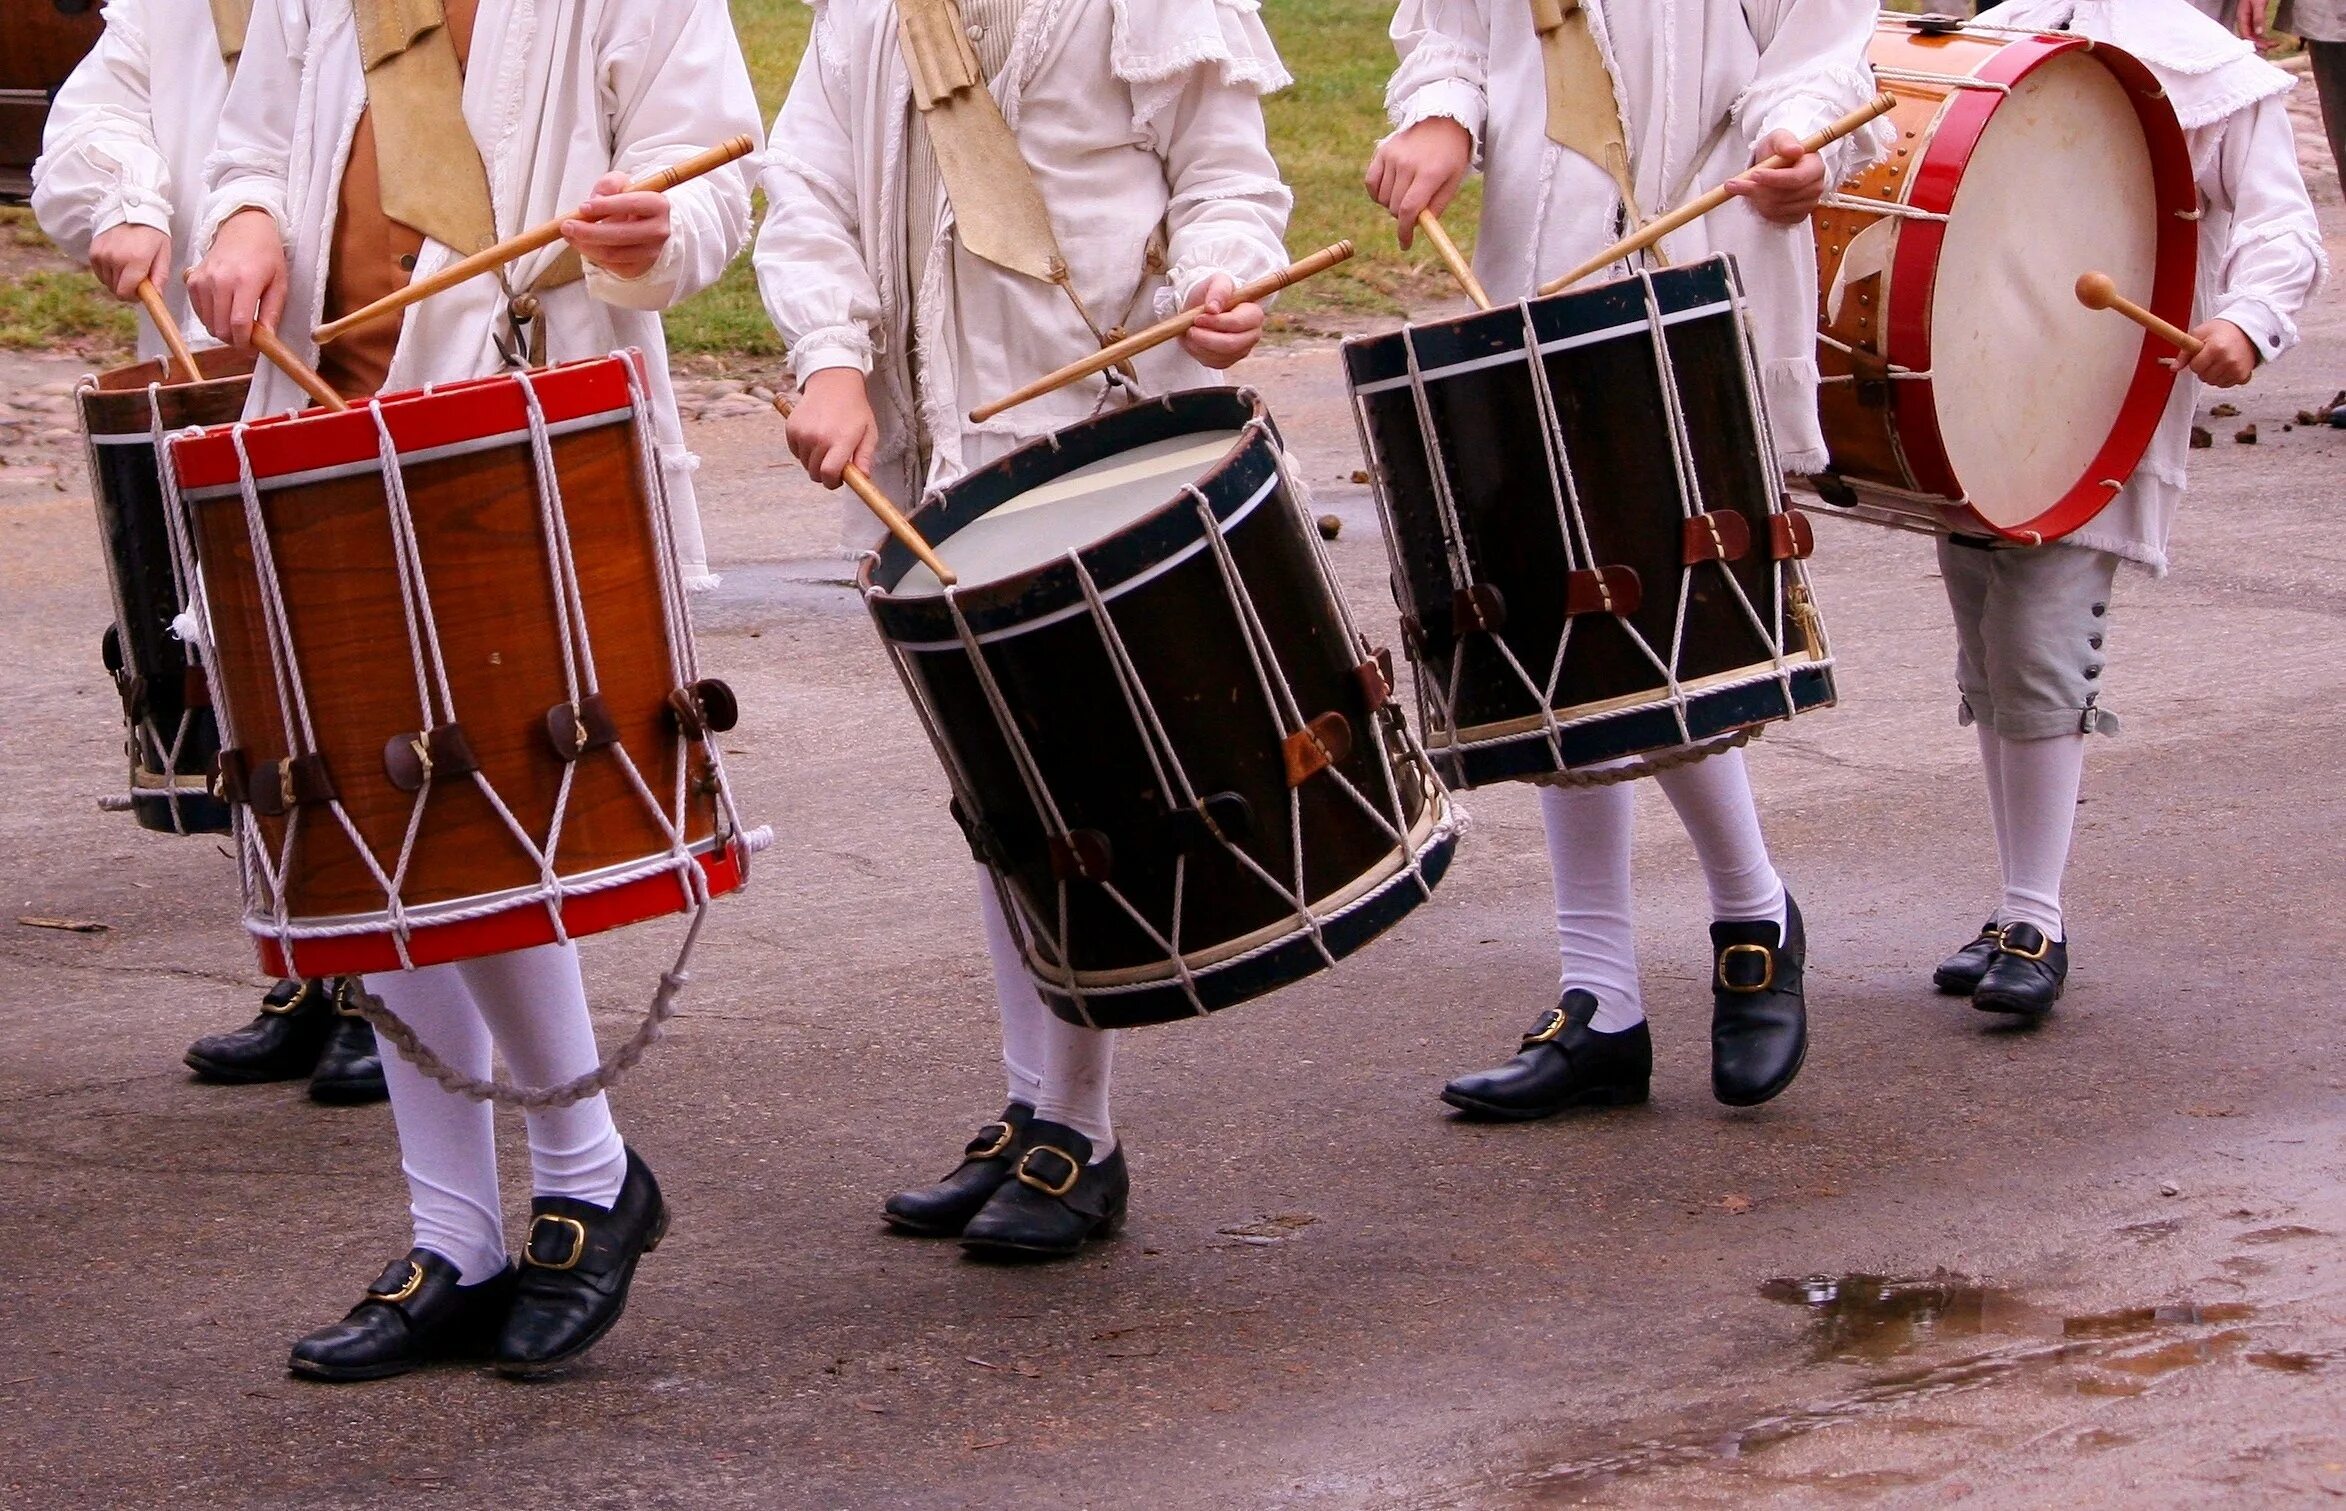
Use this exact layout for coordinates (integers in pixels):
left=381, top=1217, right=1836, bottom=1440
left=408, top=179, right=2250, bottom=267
left=129, top=790, right=233, bottom=836
left=860, top=388, right=1280, bottom=645
left=1037, top=816, right=1459, bottom=1030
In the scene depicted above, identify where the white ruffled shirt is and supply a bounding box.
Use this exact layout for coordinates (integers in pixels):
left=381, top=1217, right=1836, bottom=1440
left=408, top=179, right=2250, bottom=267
left=31, top=0, right=235, bottom=360
left=1383, top=0, right=1886, bottom=475
left=754, top=0, right=1295, bottom=537
left=200, top=0, right=764, bottom=587
left=1990, top=0, right=2328, bottom=573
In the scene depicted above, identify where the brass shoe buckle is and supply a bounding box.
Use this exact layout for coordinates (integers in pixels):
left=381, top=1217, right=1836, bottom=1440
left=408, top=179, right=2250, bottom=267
left=525, top=1214, right=589, bottom=1271
left=1717, top=943, right=1776, bottom=994
left=367, top=1259, right=426, bottom=1305
left=2000, top=931, right=2052, bottom=962
left=1523, top=1007, right=1569, bottom=1046
left=1015, top=1145, right=1082, bottom=1199
left=967, top=1121, right=1016, bottom=1160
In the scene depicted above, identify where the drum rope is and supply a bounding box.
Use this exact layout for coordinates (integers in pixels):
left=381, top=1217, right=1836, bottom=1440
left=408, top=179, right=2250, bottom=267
left=148, top=385, right=220, bottom=835
left=1518, top=297, right=1613, bottom=770
left=1530, top=728, right=1753, bottom=789
left=1398, top=329, right=1478, bottom=593
left=1721, top=268, right=1825, bottom=689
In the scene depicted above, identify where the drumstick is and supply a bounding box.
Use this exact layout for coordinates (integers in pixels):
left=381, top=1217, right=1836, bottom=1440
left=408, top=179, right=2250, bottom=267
left=771, top=396, right=956, bottom=586
left=311, top=136, right=758, bottom=347
left=968, top=241, right=1356, bottom=424
left=1536, top=92, right=1899, bottom=296
left=1416, top=211, right=1491, bottom=311
left=248, top=324, right=349, bottom=412
left=134, top=279, right=202, bottom=384
left=2075, top=271, right=2203, bottom=358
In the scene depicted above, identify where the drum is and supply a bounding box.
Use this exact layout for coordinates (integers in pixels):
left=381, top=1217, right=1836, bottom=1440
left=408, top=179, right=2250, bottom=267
left=79, top=346, right=254, bottom=834
left=163, top=353, right=753, bottom=978
left=0, top=0, right=103, bottom=198
left=1805, top=13, right=2197, bottom=542
left=862, top=388, right=1457, bottom=1030
left=1343, top=256, right=1835, bottom=792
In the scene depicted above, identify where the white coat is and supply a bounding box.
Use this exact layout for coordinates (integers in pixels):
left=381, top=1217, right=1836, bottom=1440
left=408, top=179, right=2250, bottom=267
left=200, top=0, right=764, bottom=587
left=753, top=0, right=1295, bottom=535
left=31, top=0, right=236, bottom=359
left=1991, top=0, right=2328, bottom=574
left=1383, top=0, right=1885, bottom=475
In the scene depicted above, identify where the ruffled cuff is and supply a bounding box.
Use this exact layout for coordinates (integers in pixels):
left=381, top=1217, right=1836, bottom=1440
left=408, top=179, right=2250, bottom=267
left=1156, top=236, right=1287, bottom=318
left=1732, top=64, right=1890, bottom=183
left=94, top=182, right=174, bottom=239
left=195, top=157, right=293, bottom=265
left=586, top=235, right=686, bottom=312
left=787, top=324, right=877, bottom=382
left=1387, top=78, right=1486, bottom=159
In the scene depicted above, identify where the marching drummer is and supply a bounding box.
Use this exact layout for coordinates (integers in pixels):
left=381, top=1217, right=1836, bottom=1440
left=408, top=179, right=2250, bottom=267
left=1918, top=0, right=2325, bottom=1018
left=31, top=0, right=386, bottom=1106
left=184, top=0, right=760, bottom=1381
left=1363, top=0, right=1883, bottom=1117
left=756, top=0, right=1293, bottom=1259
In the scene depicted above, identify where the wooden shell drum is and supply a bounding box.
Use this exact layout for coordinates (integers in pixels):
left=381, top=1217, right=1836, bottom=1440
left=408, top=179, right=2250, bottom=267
left=1344, top=256, right=1835, bottom=792
left=79, top=346, right=255, bottom=835
left=1806, top=14, right=2197, bottom=542
left=164, top=354, right=750, bottom=978
left=862, top=389, right=1457, bottom=1031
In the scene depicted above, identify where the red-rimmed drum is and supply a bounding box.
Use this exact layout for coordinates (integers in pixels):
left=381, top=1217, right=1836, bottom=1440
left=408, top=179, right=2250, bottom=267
left=79, top=346, right=255, bottom=835
left=1806, top=13, right=2198, bottom=542
left=862, top=388, right=1457, bottom=1031
left=164, top=353, right=754, bottom=978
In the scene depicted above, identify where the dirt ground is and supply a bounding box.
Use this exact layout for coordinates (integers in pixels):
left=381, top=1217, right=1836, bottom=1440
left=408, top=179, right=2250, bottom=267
left=4, top=91, right=2345, bottom=1511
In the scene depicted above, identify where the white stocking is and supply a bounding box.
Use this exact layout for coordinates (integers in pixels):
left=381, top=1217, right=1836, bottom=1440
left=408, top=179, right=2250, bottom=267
left=459, top=941, right=626, bottom=1209
left=363, top=962, right=507, bottom=1285
left=974, top=864, right=1116, bottom=1156
left=1975, top=721, right=2013, bottom=920
left=1652, top=747, right=1786, bottom=930
left=1538, top=783, right=1645, bottom=1030
left=975, top=866, right=1046, bottom=1110
left=1990, top=731, right=2085, bottom=940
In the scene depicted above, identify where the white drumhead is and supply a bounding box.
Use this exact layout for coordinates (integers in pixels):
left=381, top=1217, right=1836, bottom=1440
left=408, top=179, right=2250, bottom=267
left=893, top=431, right=1244, bottom=596
left=1930, top=52, right=2161, bottom=529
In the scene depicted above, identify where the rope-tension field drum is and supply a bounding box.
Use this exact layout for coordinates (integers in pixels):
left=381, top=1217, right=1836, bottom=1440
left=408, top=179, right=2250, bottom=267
left=164, top=353, right=757, bottom=979
left=79, top=346, right=255, bottom=835
left=863, top=388, right=1458, bottom=1030
left=1344, top=256, right=1835, bottom=791
left=1806, top=13, right=2197, bottom=542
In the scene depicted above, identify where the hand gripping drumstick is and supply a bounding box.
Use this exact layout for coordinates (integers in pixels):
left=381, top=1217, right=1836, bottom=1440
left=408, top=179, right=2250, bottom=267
left=1537, top=92, right=1899, bottom=297
left=311, top=136, right=759, bottom=347
left=133, top=279, right=203, bottom=384
left=770, top=395, right=956, bottom=586
left=968, top=241, right=1357, bottom=424
left=1416, top=212, right=1492, bottom=311
left=2075, top=271, right=2204, bottom=358
left=248, top=324, right=349, bottom=412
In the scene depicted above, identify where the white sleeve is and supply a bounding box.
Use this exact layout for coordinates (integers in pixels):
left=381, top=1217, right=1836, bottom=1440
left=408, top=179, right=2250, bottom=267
left=2203, top=94, right=2328, bottom=363
left=1735, top=0, right=1887, bottom=182
left=198, top=0, right=305, bottom=259
left=588, top=0, right=767, bottom=311
left=751, top=13, right=883, bottom=381
left=1154, top=60, right=1295, bottom=310
left=29, top=0, right=172, bottom=261
left=1383, top=0, right=1489, bottom=152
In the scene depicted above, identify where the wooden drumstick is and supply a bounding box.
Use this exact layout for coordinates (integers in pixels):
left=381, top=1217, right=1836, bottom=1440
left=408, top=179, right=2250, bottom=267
left=2075, top=271, right=2203, bottom=357
left=1416, top=211, right=1491, bottom=311
left=968, top=241, right=1356, bottom=424
left=248, top=324, right=349, bottom=412
left=134, top=279, right=202, bottom=384
left=771, top=396, right=956, bottom=586
left=1537, top=92, right=1899, bottom=296
left=312, top=135, right=758, bottom=347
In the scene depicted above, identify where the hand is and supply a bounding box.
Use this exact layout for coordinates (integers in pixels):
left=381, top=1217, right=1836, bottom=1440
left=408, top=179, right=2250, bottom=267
left=2237, top=0, right=2268, bottom=41
left=88, top=224, right=172, bottom=301
left=1179, top=274, right=1266, bottom=370
left=1725, top=129, right=1827, bottom=225
left=561, top=169, right=670, bottom=280
left=786, top=368, right=879, bottom=489
left=2185, top=320, right=2258, bottom=387
left=1364, top=118, right=1473, bottom=248
left=185, top=209, right=288, bottom=347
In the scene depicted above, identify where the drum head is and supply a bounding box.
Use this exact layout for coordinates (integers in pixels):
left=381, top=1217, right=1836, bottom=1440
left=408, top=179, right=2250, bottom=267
left=1930, top=52, right=2161, bottom=530
left=892, top=431, right=1245, bottom=596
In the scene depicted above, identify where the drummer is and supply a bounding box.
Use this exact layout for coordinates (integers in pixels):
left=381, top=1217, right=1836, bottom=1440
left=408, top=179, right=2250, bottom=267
left=1364, top=0, right=1882, bottom=1117
left=30, top=0, right=384, bottom=1107
left=1918, top=0, right=2325, bottom=1018
left=185, top=0, right=760, bottom=1380
left=756, top=0, right=1293, bottom=1259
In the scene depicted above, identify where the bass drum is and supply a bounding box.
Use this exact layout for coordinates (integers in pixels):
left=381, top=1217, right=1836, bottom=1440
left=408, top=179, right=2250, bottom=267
left=1807, top=13, right=2197, bottom=542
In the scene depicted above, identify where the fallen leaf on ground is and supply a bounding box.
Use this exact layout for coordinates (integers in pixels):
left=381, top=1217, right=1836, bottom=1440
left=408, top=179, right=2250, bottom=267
left=16, top=916, right=108, bottom=933
left=1719, top=1194, right=1755, bottom=1214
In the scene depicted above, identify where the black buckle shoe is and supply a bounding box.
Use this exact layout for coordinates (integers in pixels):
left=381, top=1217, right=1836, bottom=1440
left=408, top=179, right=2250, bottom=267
left=960, top=1122, right=1129, bottom=1261
left=1711, top=895, right=1808, bottom=1107
left=288, top=1249, right=516, bottom=1383
left=1439, top=990, right=1653, bottom=1121
left=308, top=984, right=388, bottom=1104
left=1972, top=923, right=2067, bottom=1019
left=1932, top=923, right=2003, bottom=996
left=884, top=1102, right=1034, bottom=1237
left=494, top=1146, right=668, bottom=1377
left=186, top=978, right=336, bottom=1084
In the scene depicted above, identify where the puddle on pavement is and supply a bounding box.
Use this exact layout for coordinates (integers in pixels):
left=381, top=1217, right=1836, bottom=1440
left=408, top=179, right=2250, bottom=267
left=2248, top=1348, right=2346, bottom=1375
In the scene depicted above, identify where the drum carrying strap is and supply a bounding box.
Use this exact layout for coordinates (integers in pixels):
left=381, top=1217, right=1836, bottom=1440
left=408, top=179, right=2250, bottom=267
left=896, top=0, right=1131, bottom=367
left=1528, top=0, right=1655, bottom=258
left=351, top=0, right=499, bottom=258
left=209, top=0, right=255, bottom=64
